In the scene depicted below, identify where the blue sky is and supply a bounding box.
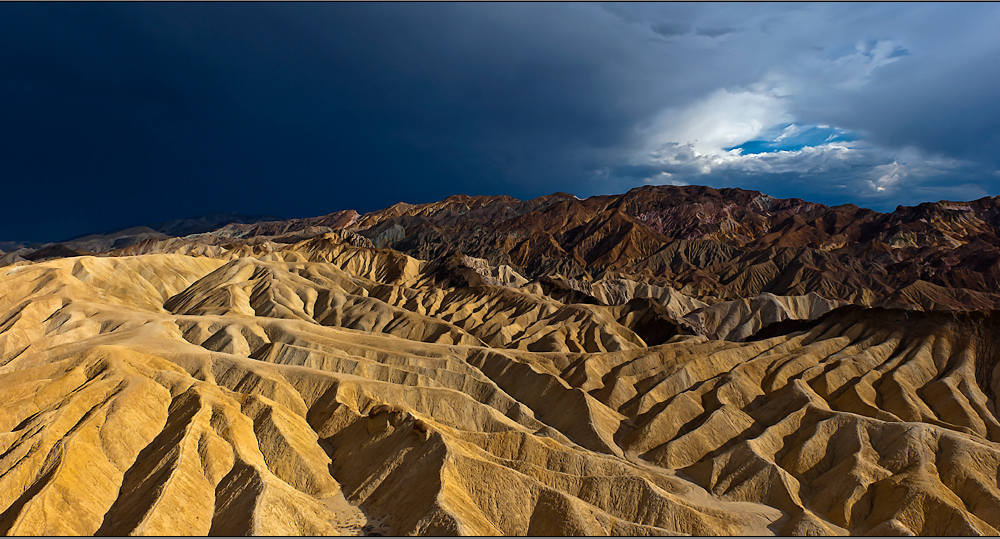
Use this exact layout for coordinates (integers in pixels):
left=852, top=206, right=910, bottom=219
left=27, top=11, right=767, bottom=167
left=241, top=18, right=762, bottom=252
left=2, top=3, right=1000, bottom=241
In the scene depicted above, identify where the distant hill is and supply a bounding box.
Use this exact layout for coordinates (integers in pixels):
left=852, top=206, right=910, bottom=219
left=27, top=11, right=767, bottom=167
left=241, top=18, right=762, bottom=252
left=150, top=211, right=285, bottom=236
left=36, top=212, right=286, bottom=255
left=9, top=184, right=1000, bottom=313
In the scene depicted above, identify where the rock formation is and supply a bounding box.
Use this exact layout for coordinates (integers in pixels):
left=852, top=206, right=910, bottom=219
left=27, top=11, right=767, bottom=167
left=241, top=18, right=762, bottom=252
left=4, top=186, right=1000, bottom=535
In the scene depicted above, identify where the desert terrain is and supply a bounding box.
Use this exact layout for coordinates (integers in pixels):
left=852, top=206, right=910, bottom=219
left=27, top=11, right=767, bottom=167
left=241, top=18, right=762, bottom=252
left=3, top=185, right=1000, bottom=535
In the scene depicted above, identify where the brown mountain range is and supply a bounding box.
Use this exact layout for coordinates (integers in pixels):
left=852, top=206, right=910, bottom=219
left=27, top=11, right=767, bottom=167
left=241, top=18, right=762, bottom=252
left=16, top=184, right=998, bottom=312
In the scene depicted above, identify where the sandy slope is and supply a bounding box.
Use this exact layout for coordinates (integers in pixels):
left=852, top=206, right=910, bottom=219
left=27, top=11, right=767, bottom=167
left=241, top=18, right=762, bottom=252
left=3, top=238, right=1000, bottom=535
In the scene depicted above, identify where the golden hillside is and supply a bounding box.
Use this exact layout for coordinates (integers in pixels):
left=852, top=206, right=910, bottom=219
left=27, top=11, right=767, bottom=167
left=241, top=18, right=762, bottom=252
left=3, top=234, right=1000, bottom=535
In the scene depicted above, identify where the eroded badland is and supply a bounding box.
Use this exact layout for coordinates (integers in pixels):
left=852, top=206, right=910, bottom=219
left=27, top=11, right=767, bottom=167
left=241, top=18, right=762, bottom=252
left=4, top=185, right=1000, bottom=535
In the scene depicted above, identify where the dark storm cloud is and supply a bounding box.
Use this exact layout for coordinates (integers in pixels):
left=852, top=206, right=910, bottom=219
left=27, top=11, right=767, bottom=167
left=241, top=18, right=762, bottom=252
left=650, top=22, right=692, bottom=38
left=695, top=26, right=740, bottom=38
left=0, top=3, right=671, bottom=240
left=1, top=3, right=999, bottom=242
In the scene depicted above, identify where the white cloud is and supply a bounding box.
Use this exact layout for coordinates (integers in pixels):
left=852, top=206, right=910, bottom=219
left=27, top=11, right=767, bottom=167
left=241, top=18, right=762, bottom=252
left=643, top=171, right=688, bottom=186
left=827, top=39, right=909, bottom=90
left=621, top=34, right=946, bottom=204
left=642, top=87, right=793, bottom=158
left=868, top=161, right=903, bottom=193
left=637, top=136, right=972, bottom=202
left=773, top=123, right=800, bottom=142
left=632, top=33, right=914, bottom=168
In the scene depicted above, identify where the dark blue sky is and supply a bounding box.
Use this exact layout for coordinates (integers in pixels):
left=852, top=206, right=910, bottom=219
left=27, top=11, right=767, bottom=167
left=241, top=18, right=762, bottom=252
left=3, top=3, right=1000, bottom=242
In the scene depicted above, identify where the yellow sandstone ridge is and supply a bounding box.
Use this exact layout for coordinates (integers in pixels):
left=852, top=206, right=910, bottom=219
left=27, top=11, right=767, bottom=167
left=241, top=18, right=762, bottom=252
left=2, top=237, right=1000, bottom=535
